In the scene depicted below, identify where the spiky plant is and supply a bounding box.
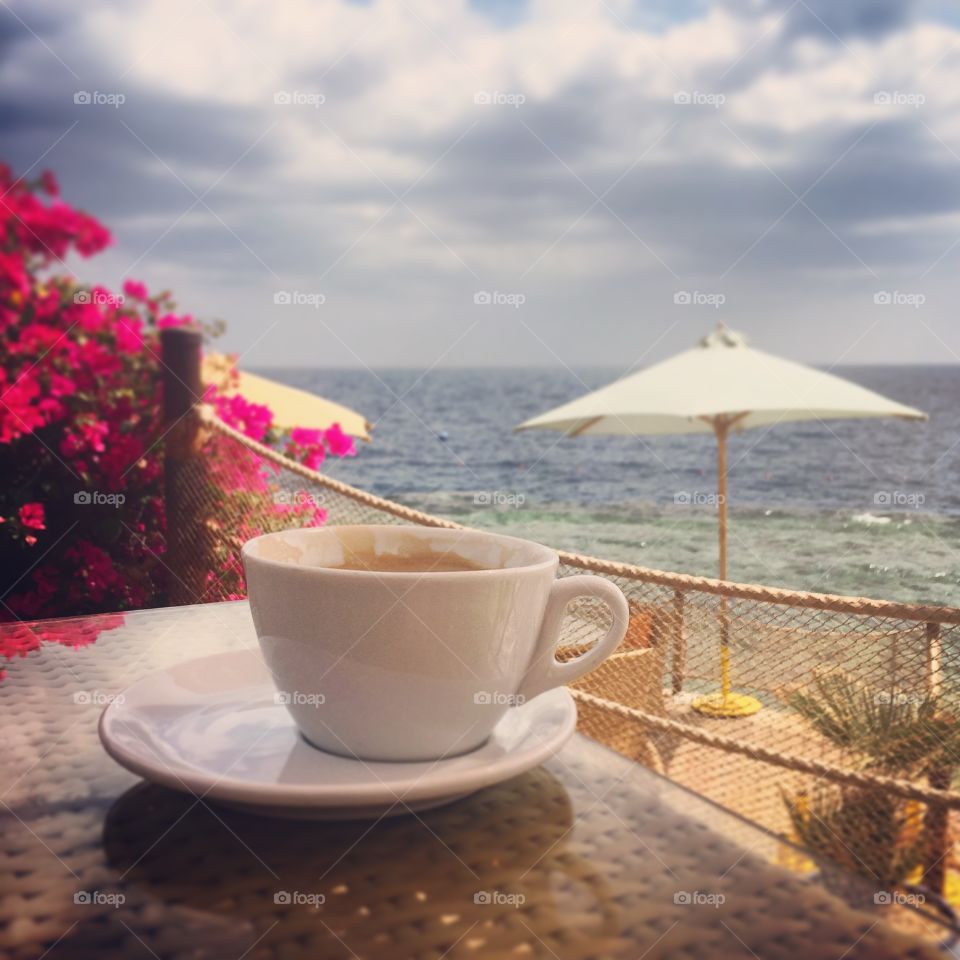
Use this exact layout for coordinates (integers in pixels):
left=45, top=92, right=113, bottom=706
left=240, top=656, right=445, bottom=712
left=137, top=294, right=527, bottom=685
left=782, top=671, right=958, bottom=889
left=787, top=672, right=960, bottom=779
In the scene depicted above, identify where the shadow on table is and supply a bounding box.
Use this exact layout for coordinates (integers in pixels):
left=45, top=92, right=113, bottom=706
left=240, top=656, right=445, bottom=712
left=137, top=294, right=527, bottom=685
left=100, top=766, right=618, bottom=958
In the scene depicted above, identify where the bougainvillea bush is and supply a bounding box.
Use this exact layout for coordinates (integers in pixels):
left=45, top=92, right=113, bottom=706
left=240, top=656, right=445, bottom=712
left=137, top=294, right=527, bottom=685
left=0, top=164, right=354, bottom=641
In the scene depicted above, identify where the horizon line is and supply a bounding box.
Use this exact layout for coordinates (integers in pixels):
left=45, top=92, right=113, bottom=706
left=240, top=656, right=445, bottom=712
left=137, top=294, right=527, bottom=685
left=246, top=361, right=960, bottom=371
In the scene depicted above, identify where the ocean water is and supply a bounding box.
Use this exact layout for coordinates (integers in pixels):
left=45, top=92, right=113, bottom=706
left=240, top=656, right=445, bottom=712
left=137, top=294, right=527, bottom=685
left=261, top=366, right=960, bottom=607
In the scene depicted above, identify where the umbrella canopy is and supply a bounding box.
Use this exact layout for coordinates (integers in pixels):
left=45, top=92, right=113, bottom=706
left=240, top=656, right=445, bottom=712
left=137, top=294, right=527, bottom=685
left=203, top=353, right=371, bottom=440
left=516, top=326, right=926, bottom=437
left=515, top=325, right=927, bottom=718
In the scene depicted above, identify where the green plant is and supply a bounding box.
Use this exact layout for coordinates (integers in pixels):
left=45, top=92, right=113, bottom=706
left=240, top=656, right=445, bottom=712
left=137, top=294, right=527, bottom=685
left=782, top=786, right=925, bottom=886
left=788, top=672, right=960, bottom=778
left=782, top=671, right=958, bottom=889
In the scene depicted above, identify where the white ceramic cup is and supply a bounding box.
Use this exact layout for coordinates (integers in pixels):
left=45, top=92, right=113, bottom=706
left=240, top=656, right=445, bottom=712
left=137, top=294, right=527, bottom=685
left=242, top=525, right=629, bottom=762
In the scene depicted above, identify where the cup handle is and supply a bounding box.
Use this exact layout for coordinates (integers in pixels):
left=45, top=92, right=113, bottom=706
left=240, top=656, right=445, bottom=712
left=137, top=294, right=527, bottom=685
left=516, top=575, right=630, bottom=702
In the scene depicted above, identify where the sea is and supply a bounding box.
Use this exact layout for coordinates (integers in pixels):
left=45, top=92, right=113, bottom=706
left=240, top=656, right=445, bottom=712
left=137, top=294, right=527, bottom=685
left=261, top=366, right=960, bottom=608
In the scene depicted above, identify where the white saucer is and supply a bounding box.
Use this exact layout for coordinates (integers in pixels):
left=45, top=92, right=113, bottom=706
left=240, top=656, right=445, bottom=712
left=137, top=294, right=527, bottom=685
left=98, top=650, right=577, bottom=820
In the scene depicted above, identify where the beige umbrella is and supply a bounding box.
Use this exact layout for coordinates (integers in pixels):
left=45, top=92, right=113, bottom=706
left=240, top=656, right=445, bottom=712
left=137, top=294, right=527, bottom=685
left=516, top=325, right=927, bottom=717
left=203, top=353, right=371, bottom=440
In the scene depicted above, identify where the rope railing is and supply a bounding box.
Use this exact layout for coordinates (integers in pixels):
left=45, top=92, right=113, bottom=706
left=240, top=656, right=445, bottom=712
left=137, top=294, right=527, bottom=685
left=198, top=407, right=960, bottom=626
left=571, top=689, right=960, bottom=810
left=179, top=404, right=960, bottom=901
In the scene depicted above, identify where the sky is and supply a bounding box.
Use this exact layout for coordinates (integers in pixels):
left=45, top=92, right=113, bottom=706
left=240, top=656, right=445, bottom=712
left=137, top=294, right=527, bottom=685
left=3, top=0, right=960, bottom=368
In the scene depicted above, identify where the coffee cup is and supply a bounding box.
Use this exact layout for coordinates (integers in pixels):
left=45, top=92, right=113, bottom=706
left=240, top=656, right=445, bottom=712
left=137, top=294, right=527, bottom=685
left=242, top=525, right=628, bottom=762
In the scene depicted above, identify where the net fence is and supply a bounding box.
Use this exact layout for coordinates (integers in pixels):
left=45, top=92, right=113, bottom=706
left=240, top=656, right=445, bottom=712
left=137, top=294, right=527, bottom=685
left=172, top=407, right=960, bottom=907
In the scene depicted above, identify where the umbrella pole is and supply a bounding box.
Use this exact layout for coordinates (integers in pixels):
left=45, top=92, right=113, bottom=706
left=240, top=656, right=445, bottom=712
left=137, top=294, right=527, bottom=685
left=717, top=420, right=730, bottom=698
left=692, top=416, right=762, bottom=718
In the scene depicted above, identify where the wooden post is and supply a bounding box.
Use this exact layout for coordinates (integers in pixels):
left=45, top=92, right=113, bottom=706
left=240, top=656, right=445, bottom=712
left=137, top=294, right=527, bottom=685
left=161, top=326, right=204, bottom=605
left=920, top=623, right=946, bottom=895
left=925, top=621, right=942, bottom=701
left=671, top=588, right=686, bottom=694
left=922, top=766, right=950, bottom=897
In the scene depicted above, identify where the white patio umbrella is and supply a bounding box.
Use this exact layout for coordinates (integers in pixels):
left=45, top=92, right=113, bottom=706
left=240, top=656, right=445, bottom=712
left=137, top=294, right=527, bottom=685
left=515, top=325, right=927, bottom=717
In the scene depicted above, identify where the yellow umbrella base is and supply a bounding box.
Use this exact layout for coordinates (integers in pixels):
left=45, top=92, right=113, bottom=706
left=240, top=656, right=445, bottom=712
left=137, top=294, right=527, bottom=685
left=692, top=692, right=763, bottom=718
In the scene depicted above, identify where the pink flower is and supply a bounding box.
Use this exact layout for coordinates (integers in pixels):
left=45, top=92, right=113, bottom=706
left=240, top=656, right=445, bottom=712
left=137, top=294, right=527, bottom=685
left=325, top=423, right=356, bottom=458
left=290, top=427, right=325, bottom=447
left=116, top=315, right=144, bottom=352
left=60, top=417, right=109, bottom=457
left=122, top=279, right=148, bottom=300
left=157, top=312, right=193, bottom=329
left=48, top=373, right=76, bottom=398
left=68, top=297, right=108, bottom=333
left=64, top=541, right=124, bottom=604
left=302, top=447, right=325, bottom=470
left=0, top=378, right=45, bottom=443
left=39, top=170, right=59, bottom=196
left=285, top=428, right=325, bottom=469
left=0, top=252, right=29, bottom=297
left=212, top=393, right=273, bottom=442
left=18, top=502, right=45, bottom=530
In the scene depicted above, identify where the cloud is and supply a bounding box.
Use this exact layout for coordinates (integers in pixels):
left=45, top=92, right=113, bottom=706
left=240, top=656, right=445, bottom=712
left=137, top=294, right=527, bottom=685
left=776, top=0, right=916, bottom=41
left=1, top=0, right=960, bottom=366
